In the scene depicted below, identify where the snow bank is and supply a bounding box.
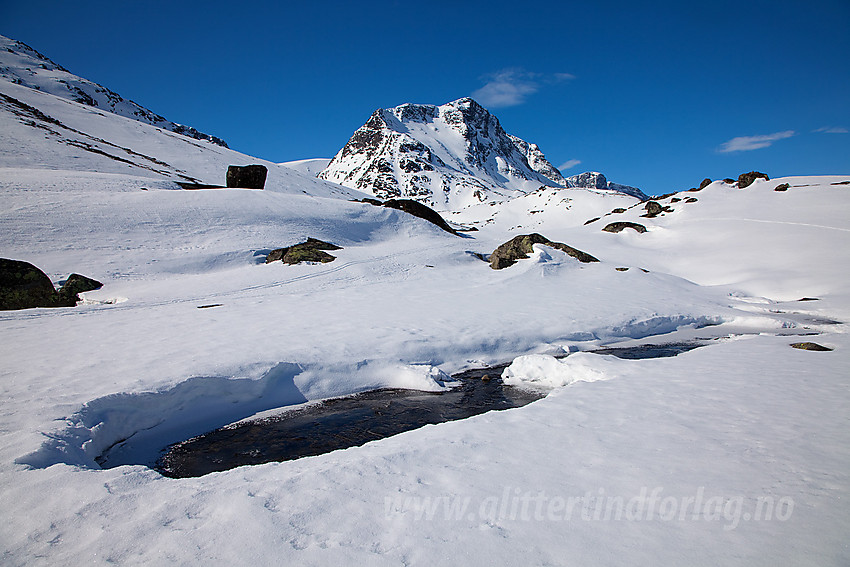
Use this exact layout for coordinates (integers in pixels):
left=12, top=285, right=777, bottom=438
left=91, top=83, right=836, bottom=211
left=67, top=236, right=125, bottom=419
left=502, top=352, right=627, bottom=389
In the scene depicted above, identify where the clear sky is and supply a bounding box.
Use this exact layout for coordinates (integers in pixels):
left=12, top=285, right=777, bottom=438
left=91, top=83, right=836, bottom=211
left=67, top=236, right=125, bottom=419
left=2, top=0, right=848, bottom=195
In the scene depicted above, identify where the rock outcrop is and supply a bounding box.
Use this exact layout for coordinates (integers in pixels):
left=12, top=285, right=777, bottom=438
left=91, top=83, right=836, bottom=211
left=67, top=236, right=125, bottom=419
left=737, top=171, right=769, bottom=188
left=0, top=259, right=101, bottom=310
left=602, top=222, right=647, bottom=234
left=489, top=233, right=598, bottom=270
left=266, top=238, right=342, bottom=264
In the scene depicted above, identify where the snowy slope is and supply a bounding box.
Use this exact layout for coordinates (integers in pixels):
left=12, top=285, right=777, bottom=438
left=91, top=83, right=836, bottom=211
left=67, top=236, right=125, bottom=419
left=0, top=79, right=354, bottom=198
left=1, top=39, right=849, bottom=567
left=0, top=34, right=227, bottom=146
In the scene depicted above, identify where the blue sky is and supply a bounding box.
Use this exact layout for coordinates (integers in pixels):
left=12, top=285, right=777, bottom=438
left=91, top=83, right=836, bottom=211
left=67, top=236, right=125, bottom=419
left=2, top=0, right=848, bottom=195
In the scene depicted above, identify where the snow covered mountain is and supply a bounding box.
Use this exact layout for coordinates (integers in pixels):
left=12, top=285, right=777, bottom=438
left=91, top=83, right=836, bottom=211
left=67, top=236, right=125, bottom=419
left=564, top=171, right=648, bottom=200
left=319, top=97, right=643, bottom=209
left=0, top=34, right=227, bottom=147
left=2, top=33, right=849, bottom=567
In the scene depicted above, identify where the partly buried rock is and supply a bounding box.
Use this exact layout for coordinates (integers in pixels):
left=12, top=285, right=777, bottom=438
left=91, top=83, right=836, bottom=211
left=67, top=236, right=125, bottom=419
left=382, top=199, right=458, bottom=235
left=266, top=238, right=342, bottom=265
left=602, top=221, right=647, bottom=234
left=58, top=273, right=103, bottom=303
left=489, top=233, right=598, bottom=269
left=0, top=259, right=100, bottom=310
left=644, top=201, right=663, bottom=216
left=774, top=183, right=790, bottom=192
left=737, top=171, right=769, bottom=188
left=226, top=164, right=268, bottom=189
left=355, top=198, right=458, bottom=235
left=790, top=342, right=833, bottom=352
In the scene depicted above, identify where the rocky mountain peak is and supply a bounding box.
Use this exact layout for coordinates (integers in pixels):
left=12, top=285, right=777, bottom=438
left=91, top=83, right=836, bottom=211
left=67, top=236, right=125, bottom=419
left=318, top=97, right=566, bottom=210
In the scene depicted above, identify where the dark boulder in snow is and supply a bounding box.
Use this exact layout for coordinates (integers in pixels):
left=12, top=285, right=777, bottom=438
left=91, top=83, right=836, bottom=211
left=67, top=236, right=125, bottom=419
left=58, top=273, right=103, bottom=304
left=489, top=233, right=598, bottom=270
left=737, top=171, right=769, bottom=188
left=789, top=342, right=833, bottom=352
left=382, top=199, right=458, bottom=235
left=266, top=238, right=342, bottom=265
left=644, top=201, right=663, bottom=216
left=226, top=165, right=268, bottom=189
left=774, top=183, right=790, bottom=192
left=602, top=222, right=647, bottom=234
left=0, top=258, right=76, bottom=309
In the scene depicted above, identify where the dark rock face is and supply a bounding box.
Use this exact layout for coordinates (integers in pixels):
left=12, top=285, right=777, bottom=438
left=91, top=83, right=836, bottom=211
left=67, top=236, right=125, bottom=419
left=59, top=273, right=103, bottom=303
left=737, top=171, right=769, bottom=188
left=0, top=258, right=75, bottom=309
left=382, top=199, right=458, bottom=235
left=266, top=238, right=342, bottom=265
left=611, top=208, right=626, bottom=214
left=685, top=197, right=698, bottom=203
left=699, top=178, right=712, bottom=190
left=584, top=217, right=601, bottom=225
left=774, top=183, right=790, bottom=192
left=790, top=342, right=833, bottom=352
left=644, top=201, right=663, bottom=215
left=602, top=222, right=647, bottom=234
left=226, top=165, right=268, bottom=189
left=489, top=233, right=598, bottom=270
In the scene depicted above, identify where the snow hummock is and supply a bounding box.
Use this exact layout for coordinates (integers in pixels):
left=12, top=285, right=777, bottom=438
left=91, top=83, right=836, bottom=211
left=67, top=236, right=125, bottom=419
left=502, top=352, right=622, bottom=389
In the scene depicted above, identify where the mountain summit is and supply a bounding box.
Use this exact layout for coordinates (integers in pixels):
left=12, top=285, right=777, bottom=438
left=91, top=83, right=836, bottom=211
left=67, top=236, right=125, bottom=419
left=319, top=98, right=568, bottom=209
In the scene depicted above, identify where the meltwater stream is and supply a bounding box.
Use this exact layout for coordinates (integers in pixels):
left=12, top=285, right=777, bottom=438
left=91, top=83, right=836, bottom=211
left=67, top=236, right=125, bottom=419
left=154, top=342, right=706, bottom=478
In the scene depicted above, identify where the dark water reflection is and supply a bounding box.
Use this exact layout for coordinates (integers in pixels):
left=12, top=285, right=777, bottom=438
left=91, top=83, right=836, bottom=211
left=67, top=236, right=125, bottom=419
left=156, top=342, right=706, bottom=478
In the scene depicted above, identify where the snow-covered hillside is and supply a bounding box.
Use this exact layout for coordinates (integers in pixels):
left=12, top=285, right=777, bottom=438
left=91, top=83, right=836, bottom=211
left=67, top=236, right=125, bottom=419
left=318, top=97, right=645, bottom=209
left=1, top=35, right=848, bottom=567
left=0, top=35, right=227, bottom=146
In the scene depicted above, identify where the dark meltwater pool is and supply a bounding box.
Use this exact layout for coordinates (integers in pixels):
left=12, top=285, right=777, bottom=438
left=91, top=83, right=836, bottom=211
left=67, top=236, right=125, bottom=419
left=154, top=342, right=708, bottom=478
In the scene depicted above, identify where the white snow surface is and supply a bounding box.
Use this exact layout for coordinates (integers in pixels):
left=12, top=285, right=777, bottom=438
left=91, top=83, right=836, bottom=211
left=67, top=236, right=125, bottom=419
left=1, top=62, right=849, bottom=566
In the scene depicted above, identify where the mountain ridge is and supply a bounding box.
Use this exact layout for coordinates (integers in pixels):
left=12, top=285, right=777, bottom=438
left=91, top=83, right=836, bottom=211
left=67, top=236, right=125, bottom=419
left=318, top=97, right=647, bottom=209
left=0, top=34, right=227, bottom=147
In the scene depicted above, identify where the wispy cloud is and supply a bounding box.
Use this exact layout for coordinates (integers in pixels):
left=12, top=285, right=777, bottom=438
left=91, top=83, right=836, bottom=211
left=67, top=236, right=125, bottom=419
left=471, top=69, right=574, bottom=108
left=558, top=159, right=582, bottom=171
left=717, top=130, right=795, bottom=153
left=814, top=126, right=849, bottom=134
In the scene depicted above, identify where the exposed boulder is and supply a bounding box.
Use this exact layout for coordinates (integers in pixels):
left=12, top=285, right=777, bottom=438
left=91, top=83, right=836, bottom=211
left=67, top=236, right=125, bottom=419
left=611, top=208, right=626, bottom=214
left=644, top=201, right=663, bottom=215
left=685, top=197, right=698, bottom=203
left=59, top=273, right=103, bottom=303
left=774, top=183, right=790, bottom=192
left=226, top=164, right=268, bottom=189
left=266, top=238, right=342, bottom=265
left=790, top=342, right=833, bottom=352
left=602, top=222, right=647, bottom=234
left=1, top=258, right=75, bottom=309
left=489, top=233, right=598, bottom=270
left=737, top=171, right=769, bottom=188
left=380, top=199, right=458, bottom=235
left=698, top=178, right=712, bottom=190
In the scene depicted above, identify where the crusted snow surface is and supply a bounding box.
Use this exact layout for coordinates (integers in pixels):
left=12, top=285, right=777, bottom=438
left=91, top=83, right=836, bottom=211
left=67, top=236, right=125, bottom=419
left=1, top=53, right=849, bottom=566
